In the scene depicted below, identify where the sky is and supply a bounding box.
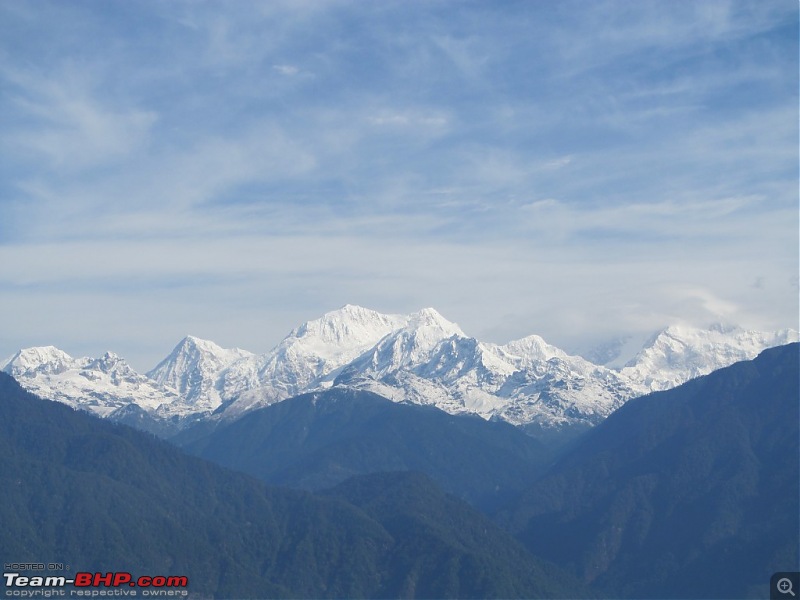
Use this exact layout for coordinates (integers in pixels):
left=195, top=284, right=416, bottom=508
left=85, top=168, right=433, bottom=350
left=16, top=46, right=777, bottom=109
left=0, top=0, right=797, bottom=371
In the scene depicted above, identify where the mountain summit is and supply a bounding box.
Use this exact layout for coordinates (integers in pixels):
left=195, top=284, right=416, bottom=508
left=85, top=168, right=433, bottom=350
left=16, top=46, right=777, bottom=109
left=290, top=304, right=410, bottom=356
left=620, top=323, right=798, bottom=390
left=147, top=336, right=253, bottom=411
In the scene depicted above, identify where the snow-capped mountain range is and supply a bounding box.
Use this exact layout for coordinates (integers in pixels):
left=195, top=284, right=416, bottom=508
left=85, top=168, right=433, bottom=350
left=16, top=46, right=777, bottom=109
left=2, top=305, right=797, bottom=436
left=2, top=346, right=180, bottom=417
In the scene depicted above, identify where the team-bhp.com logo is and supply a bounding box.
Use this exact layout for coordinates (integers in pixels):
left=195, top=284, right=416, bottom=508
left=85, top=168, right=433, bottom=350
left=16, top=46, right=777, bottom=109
left=4, top=572, right=189, bottom=597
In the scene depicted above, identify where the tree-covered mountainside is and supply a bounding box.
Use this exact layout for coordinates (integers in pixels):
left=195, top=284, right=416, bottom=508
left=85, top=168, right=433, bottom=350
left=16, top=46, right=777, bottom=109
left=0, top=372, right=571, bottom=599
left=322, top=471, right=590, bottom=599
left=503, top=343, right=800, bottom=599
left=177, top=388, right=552, bottom=512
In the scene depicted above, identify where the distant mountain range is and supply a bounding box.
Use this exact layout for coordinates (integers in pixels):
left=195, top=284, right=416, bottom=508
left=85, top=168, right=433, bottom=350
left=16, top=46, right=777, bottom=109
left=2, top=305, right=796, bottom=437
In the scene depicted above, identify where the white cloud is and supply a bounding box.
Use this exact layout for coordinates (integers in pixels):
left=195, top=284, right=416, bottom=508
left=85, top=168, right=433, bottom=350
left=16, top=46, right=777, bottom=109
left=366, top=109, right=449, bottom=131
left=521, top=198, right=560, bottom=211
left=541, top=156, right=573, bottom=170
left=273, top=64, right=299, bottom=76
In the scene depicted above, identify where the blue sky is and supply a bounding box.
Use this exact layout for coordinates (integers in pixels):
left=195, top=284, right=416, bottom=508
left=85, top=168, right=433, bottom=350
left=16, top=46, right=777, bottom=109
left=1, top=0, right=797, bottom=370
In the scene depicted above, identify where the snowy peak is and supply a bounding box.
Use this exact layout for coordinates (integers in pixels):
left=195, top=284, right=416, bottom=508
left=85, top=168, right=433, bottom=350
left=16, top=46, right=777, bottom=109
left=276, top=305, right=408, bottom=369
left=147, top=335, right=252, bottom=407
left=404, top=307, right=466, bottom=345
left=414, top=336, right=515, bottom=384
left=288, top=304, right=408, bottom=361
left=87, top=351, right=132, bottom=374
left=2, top=346, right=78, bottom=377
left=151, top=335, right=252, bottom=373
left=219, top=306, right=466, bottom=418
left=500, top=335, right=566, bottom=367
left=344, top=309, right=467, bottom=376
left=407, top=307, right=464, bottom=335
left=215, top=306, right=413, bottom=418
left=1, top=345, right=180, bottom=418
left=622, top=323, right=800, bottom=390
left=3, top=346, right=144, bottom=383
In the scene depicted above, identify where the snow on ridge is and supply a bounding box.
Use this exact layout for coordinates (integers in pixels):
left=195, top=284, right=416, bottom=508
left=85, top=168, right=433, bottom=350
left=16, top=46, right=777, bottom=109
left=2, top=345, right=80, bottom=376
left=4, top=305, right=797, bottom=434
left=500, top=334, right=566, bottom=365
left=145, top=335, right=255, bottom=412
left=1, top=344, right=180, bottom=417
left=288, top=304, right=409, bottom=359
left=620, top=323, right=799, bottom=391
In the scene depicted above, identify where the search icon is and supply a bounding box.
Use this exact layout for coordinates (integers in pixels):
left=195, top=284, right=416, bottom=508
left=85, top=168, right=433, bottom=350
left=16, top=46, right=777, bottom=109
left=778, top=578, right=796, bottom=597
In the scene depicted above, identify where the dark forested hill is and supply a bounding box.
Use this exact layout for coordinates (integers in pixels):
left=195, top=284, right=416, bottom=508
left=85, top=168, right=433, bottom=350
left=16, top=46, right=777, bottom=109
left=503, top=343, right=800, bottom=599
left=322, top=470, right=590, bottom=599
left=178, top=388, right=551, bottom=512
left=0, top=372, right=570, bottom=598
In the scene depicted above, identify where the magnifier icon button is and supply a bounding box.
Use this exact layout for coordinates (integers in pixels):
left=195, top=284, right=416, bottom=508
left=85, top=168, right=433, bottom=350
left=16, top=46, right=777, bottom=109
left=778, top=578, right=796, bottom=597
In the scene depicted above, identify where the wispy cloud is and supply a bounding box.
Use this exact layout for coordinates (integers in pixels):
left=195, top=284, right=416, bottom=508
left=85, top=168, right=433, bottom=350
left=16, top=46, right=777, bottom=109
left=3, top=65, right=157, bottom=171
left=273, top=64, right=300, bottom=76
